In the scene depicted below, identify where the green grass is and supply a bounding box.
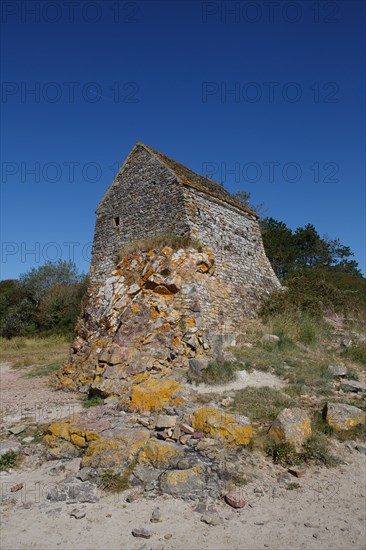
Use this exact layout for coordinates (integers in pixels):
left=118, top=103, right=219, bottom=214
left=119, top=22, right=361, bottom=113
left=265, top=433, right=339, bottom=468
left=231, top=387, right=295, bottom=424
left=0, top=335, right=69, bottom=369
left=286, top=482, right=301, bottom=490
left=342, top=341, right=366, bottom=367
left=100, top=459, right=137, bottom=493
left=0, top=452, right=18, bottom=471
left=100, top=470, right=129, bottom=493
left=82, top=394, right=104, bottom=408
left=232, top=341, right=334, bottom=398
left=265, top=312, right=331, bottom=347
left=25, top=359, right=65, bottom=378
left=189, top=360, right=240, bottom=385
left=116, top=232, right=202, bottom=262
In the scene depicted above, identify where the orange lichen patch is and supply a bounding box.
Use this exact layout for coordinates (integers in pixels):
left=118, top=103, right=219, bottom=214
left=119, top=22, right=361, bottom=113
left=138, top=440, right=183, bottom=469
left=44, top=419, right=100, bottom=452
left=47, top=421, right=71, bottom=441
left=132, top=303, right=140, bottom=313
left=81, top=430, right=150, bottom=470
left=128, top=379, right=184, bottom=413
left=268, top=408, right=312, bottom=450
left=192, top=406, right=253, bottom=446
left=324, top=403, right=365, bottom=431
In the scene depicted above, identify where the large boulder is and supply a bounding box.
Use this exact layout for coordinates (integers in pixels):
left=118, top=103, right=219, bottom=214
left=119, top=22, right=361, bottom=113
left=268, top=408, right=312, bottom=450
left=159, top=465, right=206, bottom=499
left=192, top=406, right=252, bottom=446
left=323, top=402, right=366, bottom=431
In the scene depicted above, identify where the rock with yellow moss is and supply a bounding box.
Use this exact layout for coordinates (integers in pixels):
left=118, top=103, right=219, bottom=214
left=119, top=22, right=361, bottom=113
left=159, top=465, right=206, bottom=498
left=81, top=429, right=150, bottom=472
left=323, top=402, right=366, bottom=431
left=268, top=408, right=312, bottom=450
left=138, top=440, right=183, bottom=469
left=192, top=406, right=253, bottom=446
left=126, top=378, right=184, bottom=413
left=44, top=418, right=103, bottom=459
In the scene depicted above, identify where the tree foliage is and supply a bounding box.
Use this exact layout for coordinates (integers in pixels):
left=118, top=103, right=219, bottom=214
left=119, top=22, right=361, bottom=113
left=0, top=261, right=88, bottom=338
left=261, top=218, right=362, bottom=279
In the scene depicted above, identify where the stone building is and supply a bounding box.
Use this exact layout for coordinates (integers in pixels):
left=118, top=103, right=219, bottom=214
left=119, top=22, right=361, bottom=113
left=91, top=142, right=280, bottom=316
left=58, top=143, right=281, bottom=394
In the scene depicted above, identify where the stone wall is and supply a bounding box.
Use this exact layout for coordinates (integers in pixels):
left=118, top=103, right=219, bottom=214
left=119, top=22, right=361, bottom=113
left=183, top=186, right=281, bottom=330
left=90, top=145, right=190, bottom=284
left=89, top=143, right=281, bottom=336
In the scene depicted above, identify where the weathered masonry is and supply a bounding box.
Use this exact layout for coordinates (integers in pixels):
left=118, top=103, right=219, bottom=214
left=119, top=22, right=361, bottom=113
left=58, top=143, right=281, bottom=394
left=91, top=142, right=280, bottom=319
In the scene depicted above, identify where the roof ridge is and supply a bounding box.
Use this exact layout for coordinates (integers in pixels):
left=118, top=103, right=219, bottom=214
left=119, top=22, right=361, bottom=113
left=138, top=142, right=258, bottom=218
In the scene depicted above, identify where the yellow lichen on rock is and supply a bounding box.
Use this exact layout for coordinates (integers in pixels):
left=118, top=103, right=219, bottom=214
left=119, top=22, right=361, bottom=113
left=323, top=402, right=366, bottom=431
left=268, top=408, right=312, bottom=450
left=192, top=406, right=253, bottom=446
left=81, top=429, right=150, bottom=470
left=128, top=379, right=184, bottom=413
left=138, top=440, right=183, bottom=468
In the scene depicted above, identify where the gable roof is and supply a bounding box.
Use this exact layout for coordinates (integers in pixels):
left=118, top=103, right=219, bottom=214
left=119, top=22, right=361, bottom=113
left=97, top=142, right=258, bottom=218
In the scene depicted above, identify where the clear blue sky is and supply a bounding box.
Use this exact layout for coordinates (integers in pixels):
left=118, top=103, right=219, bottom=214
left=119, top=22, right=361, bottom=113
left=1, top=0, right=365, bottom=279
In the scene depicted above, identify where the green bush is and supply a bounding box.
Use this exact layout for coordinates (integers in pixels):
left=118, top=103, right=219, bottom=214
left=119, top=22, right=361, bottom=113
left=190, top=360, right=240, bottom=385
left=0, top=452, right=18, bottom=471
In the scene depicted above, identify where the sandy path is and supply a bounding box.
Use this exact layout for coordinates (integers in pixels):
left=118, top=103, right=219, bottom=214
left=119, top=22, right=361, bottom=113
left=1, top=450, right=365, bottom=550
left=0, top=362, right=365, bottom=550
left=0, top=363, right=83, bottom=427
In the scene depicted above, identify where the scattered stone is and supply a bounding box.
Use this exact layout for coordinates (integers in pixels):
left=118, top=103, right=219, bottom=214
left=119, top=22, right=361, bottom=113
left=268, top=408, right=312, bottom=450
left=69, top=508, right=86, bottom=519
left=22, top=436, right=34, bottom=444
left=150, top=507, right=162, bottom=523
left=323, top=402, right=365, bottom=431
left=155, top=415, right=177, bottom=429
left=221, top=397, right=233, bottom=408
left=180, top=435, right=189, bottom=445
left=201, top=512, right=221, bottom=526
left=172, top=425, right=181, bottom=441
left=0, top=440, right=21, bottom=457
left=224, top=492, right=245, bottom=509
left=192, top=431, right=205, bottom=439
left=180, top=424, right=194, bottom=435
left=164, top=534, right=173, bottom=540
left=8, top=425, right=27, bottom=436
left=126, top=489, right=144, bottom=503
left=132, top=528, right=152, bottom=539
left=288, top=468, right=305, bottom=478
left=261, top=334, right=279, bottom=344
left=10, top=483, right=23, bottom=492
left=328, top=365, right=348, bottom=377
left=341, top=380, right=366, bottom=393
left=355, top=445, right=366, bottom=455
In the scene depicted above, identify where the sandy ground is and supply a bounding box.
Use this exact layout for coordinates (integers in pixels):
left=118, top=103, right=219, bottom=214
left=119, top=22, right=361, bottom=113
left=1, top=362, right=365, bottom=550
left=192, top=369, right=285, bottom=394
left=0, top=363, right=83, bottom=427
left=1, top=451, right=365, bottom=550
